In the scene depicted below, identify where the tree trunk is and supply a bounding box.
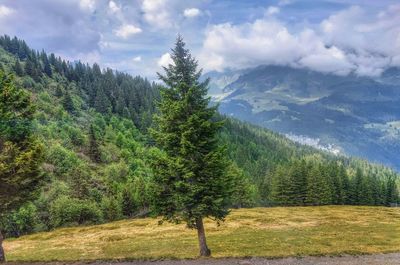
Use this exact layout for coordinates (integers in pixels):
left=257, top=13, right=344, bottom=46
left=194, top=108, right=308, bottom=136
left=0, top=230, right=5, bottom=263
left=196, top=217, right=211, bottom=257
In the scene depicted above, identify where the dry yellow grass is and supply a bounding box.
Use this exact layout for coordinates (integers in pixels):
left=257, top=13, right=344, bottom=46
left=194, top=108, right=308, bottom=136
left=4, top=206, right=400, bottom=261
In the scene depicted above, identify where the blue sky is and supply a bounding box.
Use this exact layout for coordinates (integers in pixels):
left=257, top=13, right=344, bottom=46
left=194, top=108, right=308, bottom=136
left=0, top=0, right=399, bottom=79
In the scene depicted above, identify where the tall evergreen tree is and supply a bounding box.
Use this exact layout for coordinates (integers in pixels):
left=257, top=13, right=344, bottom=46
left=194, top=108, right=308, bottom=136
left=0, top=71, right=44, bottom=262
left=287, top=161, right=308, bottom=205
left=306, top=165, right=332, bottom=205
left=270, top=165, right=291, bottom=205
left=62, top=91, right=75, bottom=114
left=386, top=176, right=399, bottom=206
left=13, top=60, right=23, bottom=76
left=55, top=85, right=63, bottom=98
left=88, top=124, right=101, bottom=163
left=24, top=59, right=34, bottom=77
left=350, top=168, right=364, bottom=205
left=94, top=88, right=111, bottom=114
left=43, top=58, right=52, bottom=77
left=337, top=165, right=350, bottom=204
left=150, top=36, right=232, bottom=257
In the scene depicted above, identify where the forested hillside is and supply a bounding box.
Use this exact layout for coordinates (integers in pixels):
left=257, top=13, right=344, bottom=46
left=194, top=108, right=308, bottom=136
left=0, top=35, right=398, bottom=238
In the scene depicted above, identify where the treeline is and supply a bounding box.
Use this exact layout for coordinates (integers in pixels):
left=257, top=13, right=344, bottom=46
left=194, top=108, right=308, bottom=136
left=267, top=158, right=398, bottom=206
left=220, top=119, right=400, bottom=206
left=0, top=35, right=159, bottom=131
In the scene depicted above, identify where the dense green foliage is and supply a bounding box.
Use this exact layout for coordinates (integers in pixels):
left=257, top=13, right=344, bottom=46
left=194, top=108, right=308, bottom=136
left=0, top=36, right=156, bottom=238
left=0, top=71, right=45, bottom=261
left=268, top=159, right=398, bottom=206
left=0, top=71, right=44, bottom=212
left=0, top=35, right=398, bottom=240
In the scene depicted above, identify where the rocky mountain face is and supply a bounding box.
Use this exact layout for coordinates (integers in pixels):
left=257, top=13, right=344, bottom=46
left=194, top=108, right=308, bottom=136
left=208, top=65, right=400, bottom=170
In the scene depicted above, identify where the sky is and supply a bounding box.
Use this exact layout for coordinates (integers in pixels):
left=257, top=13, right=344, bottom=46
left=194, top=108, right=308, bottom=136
left=0, top=0, right=399, bottom=79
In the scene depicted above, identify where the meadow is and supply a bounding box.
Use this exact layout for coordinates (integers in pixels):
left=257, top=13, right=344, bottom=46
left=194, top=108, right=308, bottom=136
left=4, top=206, right=400, bottom=262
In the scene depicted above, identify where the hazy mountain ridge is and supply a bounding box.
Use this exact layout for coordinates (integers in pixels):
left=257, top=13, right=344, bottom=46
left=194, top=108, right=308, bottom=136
left=208, top=65, right=400, bottom=170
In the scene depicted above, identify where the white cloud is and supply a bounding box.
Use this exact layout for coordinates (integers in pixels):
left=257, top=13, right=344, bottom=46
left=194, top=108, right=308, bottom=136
left=200, top=19, right=354, bottom=74
left=0, top=5, right=14, bottom=17
left=108, top=0, right=120, bottom=14
left=142, top=0, right=173, bottom=29
left=266, top=6, right=280, bottom=16
left=184, top=8, right=201, bottom=18
left=114, top=24, right=142, bottom=38
left=79, top=0, right=96, bottom=12
left=321, top=5, right=400, bottom=56
left=133, top=56, right=142, bottom=62
left=319, top=4, right=400, bottom=75
left=200, top=19, right=316, bottom=72
left=200, top=4, right=400, bottom=76
left=158, top=53, right=173, bottom=67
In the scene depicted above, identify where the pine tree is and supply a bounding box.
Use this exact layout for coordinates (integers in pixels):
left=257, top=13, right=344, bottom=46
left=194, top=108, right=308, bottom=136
left=121, top=184, right=136, bottom=217
left=0, top=71, right=44, bottom=262
left=287, top=161, right=308, bottom=205
left=385, top=176, right=399, bottom=206
left=43, top=58, right=52, bottom=77
left=115, top=94, right=126, bottom=115
left=150, top=36, right=232, bottom=257
left=13, top=60, right=23, bottom=76
left=55, top=85, right=63, bottom=98
left=94, top=88, right=111, bottom=114
left=62, top=91, right=75, bottom=114
left=88, top=124, right=101, bottom=163
left=360, top=175, right=374, bottom=205
left=306, top=164, right=332, bottom=205
left=228, top=164, right=255, bottom=208
left=24, top=59, right=34, bottom=76
left=270, top=165, right=291, bottom=205
left=326, top=162, right=344, bottom=205
left=350, top=168, right=363, bottom=205
left=338, top=165, right=350, bottom=204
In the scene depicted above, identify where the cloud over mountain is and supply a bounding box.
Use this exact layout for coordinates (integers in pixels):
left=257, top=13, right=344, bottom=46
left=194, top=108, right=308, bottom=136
left=0, top=0, right=398, bottom=78
left=200, top=4, right=400, bottom=77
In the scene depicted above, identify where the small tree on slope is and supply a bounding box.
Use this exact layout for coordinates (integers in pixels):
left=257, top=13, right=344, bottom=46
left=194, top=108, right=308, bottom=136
left=150, top=36, right=232, bottom=257
left=0, top=71, right=44, bottom=262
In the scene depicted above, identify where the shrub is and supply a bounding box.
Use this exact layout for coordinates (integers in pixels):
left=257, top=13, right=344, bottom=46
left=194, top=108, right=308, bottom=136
left=1, top=203, right=38, bottom=237
left=49, top=196, right=102, bottom=228
left=101, top=196, right=122, bottom=222
left=46, top=144, right=81, bottom=176
left=103, top=162, right=129, bottom=183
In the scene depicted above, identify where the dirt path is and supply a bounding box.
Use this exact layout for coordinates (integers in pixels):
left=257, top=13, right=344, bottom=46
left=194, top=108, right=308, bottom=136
left=6, top=253, right=400, bottom=265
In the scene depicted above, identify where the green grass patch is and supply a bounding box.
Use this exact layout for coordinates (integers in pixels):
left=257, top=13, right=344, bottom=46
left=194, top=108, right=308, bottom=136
left=4, top=206, right=400, bottom=261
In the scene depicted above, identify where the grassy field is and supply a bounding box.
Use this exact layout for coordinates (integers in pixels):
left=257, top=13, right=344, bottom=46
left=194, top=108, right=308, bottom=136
left=4, top=206, right=400, bottom=262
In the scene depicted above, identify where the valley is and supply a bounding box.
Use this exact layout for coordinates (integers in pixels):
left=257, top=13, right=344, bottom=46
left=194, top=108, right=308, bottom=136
left=209, top=65, right=400, bottom=170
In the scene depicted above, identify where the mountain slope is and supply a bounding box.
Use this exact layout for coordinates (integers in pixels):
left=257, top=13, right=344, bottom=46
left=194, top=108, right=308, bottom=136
left=0, top=36, right=398, bottom=239
left=212, top=65, right=400, bottom=169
